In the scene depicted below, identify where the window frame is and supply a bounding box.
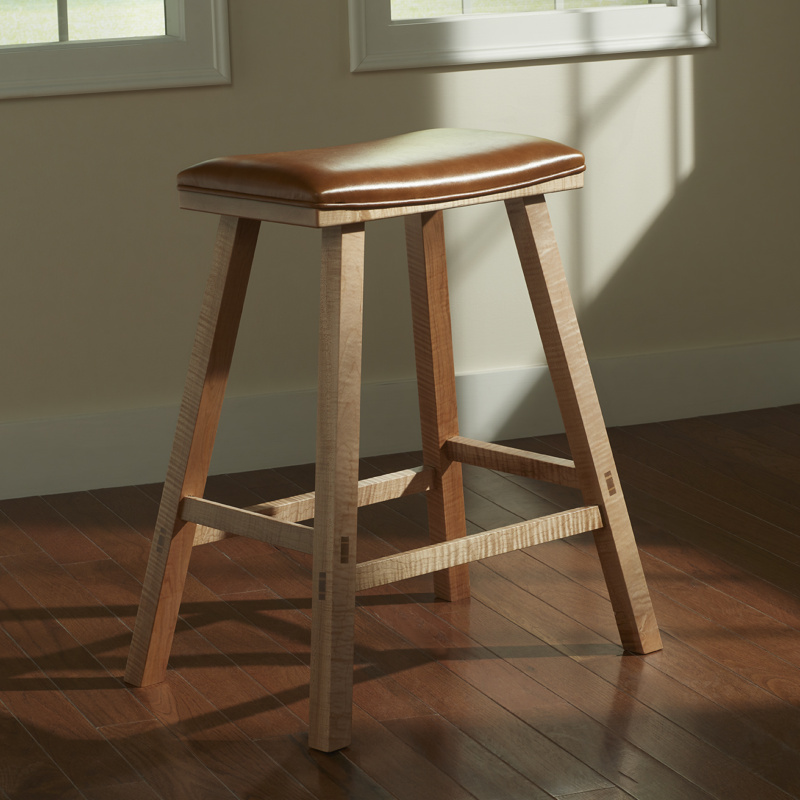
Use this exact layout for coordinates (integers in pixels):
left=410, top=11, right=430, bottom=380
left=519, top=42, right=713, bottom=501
left=348, top=0, right=716, bottom=72
left=0, top=0, right=230, bottom=100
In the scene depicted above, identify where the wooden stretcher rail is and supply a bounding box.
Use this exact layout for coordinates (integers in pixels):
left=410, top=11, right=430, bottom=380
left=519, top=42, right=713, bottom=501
left=189, top=467, right=435, bottom=546
left=444, top=435, right=579, bottom=487
left=356, top=505, right=603, bottom=591
left=248, top=466, right=434, bottom=522
left=182, top=497, right=314, bottom=553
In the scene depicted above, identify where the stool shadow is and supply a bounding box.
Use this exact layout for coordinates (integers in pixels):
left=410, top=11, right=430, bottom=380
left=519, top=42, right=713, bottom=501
left=0, top=596, right=620, bottom=697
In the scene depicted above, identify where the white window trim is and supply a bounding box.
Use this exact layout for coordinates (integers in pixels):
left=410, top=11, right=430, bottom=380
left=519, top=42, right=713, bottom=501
left=349, top=0, right=716, bottom=72
left=0, top=0, right=230, bottom=100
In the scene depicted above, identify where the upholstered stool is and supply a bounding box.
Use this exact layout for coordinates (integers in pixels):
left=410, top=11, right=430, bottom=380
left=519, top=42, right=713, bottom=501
left=124, top=128, right=662, bottom=752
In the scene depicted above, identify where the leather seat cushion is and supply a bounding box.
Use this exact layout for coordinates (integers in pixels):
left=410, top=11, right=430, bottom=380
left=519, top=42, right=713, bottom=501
left=177, top=128, right=585, bottom=211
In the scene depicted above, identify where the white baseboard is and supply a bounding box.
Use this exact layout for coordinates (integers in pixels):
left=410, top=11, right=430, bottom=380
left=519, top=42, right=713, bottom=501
left=1, top=338, right=798, bottom=500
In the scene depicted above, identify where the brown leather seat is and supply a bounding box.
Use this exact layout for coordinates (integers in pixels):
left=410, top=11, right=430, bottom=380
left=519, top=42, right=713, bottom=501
left=177, top=128, right=585, bottom=211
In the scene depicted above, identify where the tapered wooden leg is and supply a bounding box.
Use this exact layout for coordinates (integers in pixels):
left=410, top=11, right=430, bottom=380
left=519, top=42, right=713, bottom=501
left=506, top=196, right=662, bottom=655
left=124, top=216, right=261, bottom=687
left=405, top=212, right=470, bottom=602
left=308, top=224, right=365, bottom=752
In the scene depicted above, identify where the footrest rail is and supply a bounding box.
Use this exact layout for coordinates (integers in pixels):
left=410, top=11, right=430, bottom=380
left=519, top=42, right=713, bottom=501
left=356, top=505, right=603, bottom=590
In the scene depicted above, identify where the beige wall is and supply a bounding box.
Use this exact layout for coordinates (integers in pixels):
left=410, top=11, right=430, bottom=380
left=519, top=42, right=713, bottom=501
left=1, top=1, right=798, bottom=433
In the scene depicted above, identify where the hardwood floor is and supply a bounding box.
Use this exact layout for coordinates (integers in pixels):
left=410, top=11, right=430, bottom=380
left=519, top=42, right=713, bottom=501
left=1, top=405, right=799, bottom=799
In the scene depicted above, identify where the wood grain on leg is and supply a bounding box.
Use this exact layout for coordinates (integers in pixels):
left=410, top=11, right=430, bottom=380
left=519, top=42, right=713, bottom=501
left=506, top=196, right=661, bottom=655
left=124, top=215, right=261, bottom=687
left=405, top=211, right=470, bottom=601
left=309, top=224, right=365, bottom=751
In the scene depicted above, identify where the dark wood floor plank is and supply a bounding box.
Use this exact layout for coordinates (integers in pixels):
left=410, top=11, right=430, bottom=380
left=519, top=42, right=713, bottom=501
left=129, top=670, right=317, bottom=800
left=611, top=450, right=800, bottom=566
left=457, top=464, right=800, bottom=758
left=178, top=585, right=313, bottom=732
left=707, top=409, right=800, bottom=459
left=204, top=473, right=273, bottom=508
left=510, top=432, right=800, bottom=621
left=0, top=507, right=41, bottom=559
left=0, top=628, right=143, bottom=798
left=383, top=714, right=555, bottom=800
left=474, top=562, right=796, bottom=799
left=135, top=482, right=163, bottom=503
left=625, top=483, right=799, bottom=595
left=86, top=781, right=161, bottom=800
left=471, top=553, right=800, bottom=795
left=100, top=719, right=237, bottom=800
left=178, top=570, right=315, bottom=728
left=0, top=569, right=149, bottom=728
left=336, top=705, right=486, bottom=800
left=638, top=549, right=800, bottom=662
left=754, top=405, right=800, bottom=437
left=536, top=531, right=800, bottom=670
left=42, top=491, right=152, bottom=582
left=558, top=790, right=636, bottom=800
left=647, top=583, right=800, bottom=708
left=610, top=425, right=800, bottom=535
left=509, top=528, right=800, bottom=759
left=457, top=456, right=800, bottom=664
left=169, top=616, right=308, bottom=740
left=2, top=550, right=138, bottom=677
left=257, top=733, right=398, bottom=800
left=356, top=586, right=704, bottom=800
left=90, top=485, right=158, bottom=540
left=0, top=496, right=106, bottom=565
left=649, top=417, right=800, bottom=508
left=221, top=587, right=437, bottom=727
left=208, top=545, right=426, bottom=726
left=528, top=431, right=800, bottom=598
left=186, top=542, right=266, bottom=597
left=606, top=428, right=800, bottom=556
left=421, top=459, right=800, bottom=797
left=65, top=557, right=143, bottom=631
left=0, top=700, right=83, bottom=800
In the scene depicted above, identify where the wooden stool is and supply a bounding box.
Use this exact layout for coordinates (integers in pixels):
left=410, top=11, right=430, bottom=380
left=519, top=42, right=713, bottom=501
left=124, top=128, right=662, bottom=752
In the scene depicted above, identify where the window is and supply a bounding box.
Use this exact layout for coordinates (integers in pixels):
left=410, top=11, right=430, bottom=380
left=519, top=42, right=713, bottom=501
left=349, top=0, right=716, bottom=71
left=0, top=0, right=230, bottom=100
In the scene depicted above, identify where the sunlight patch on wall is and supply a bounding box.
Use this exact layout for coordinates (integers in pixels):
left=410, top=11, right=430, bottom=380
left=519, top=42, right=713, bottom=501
left=417, top=53, right=696, bottom=374
left=573, top=55, right=696, bottom=307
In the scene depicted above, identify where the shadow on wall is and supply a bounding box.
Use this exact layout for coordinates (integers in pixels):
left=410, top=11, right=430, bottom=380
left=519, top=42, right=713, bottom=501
left=433, top=4, right=800, bottom=444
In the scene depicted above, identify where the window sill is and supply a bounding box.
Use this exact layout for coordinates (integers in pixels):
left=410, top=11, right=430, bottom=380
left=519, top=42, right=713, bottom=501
left=349, top=0, right=716, bottom=72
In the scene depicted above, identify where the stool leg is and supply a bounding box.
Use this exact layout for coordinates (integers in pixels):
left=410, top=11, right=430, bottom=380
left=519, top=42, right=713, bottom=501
left=125, top=216, right=261, bottom=687
left=405, top=211, right=470, bottom=602
left=309, top=224, right=365, bottom=752
left=506, top=196, right=662, bottom=655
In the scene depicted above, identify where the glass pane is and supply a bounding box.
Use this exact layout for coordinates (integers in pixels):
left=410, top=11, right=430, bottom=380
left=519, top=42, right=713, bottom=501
left=391, top=0, right=654, bottom=19
left=392, top=0, right=463, bottom=19
left=68, top=0, right=166, bottom=42
left=562, top=0, right=651, bottom=7
left=467, top=1, right=555, bottom=11
left=0, top=0, right=59, bottom=46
